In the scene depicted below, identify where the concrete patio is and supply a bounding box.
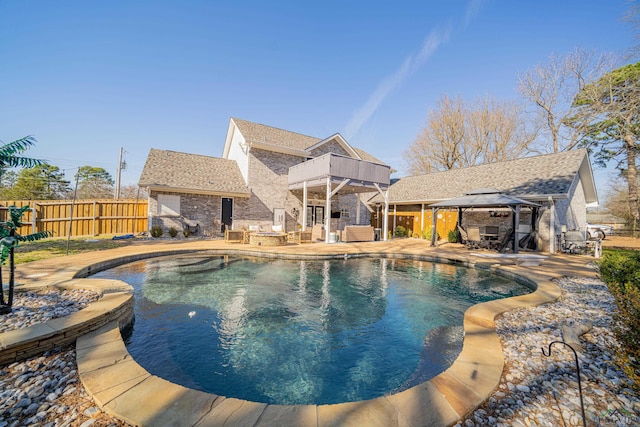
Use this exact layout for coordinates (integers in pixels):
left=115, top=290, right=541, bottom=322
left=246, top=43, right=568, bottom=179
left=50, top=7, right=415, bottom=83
left=0, top=238, right=598, bottom=426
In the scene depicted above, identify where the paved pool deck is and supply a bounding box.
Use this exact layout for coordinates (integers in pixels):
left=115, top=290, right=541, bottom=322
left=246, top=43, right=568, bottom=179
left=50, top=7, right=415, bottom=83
left=1, top=238, right=599, bottom=426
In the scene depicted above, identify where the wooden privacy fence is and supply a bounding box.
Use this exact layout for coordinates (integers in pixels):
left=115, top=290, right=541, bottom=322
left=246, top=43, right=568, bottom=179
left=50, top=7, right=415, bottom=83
left=0, top=199, right=148, bottom=238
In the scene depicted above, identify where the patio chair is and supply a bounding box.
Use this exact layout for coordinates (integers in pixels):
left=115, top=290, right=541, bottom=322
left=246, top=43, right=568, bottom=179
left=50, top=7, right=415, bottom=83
left=562, top=230, right=589, bottom=254
left=467, top=226, right=489, bottom=249
left=457, top=225, right=482, bottom=249
left=496, top=228, right=514, bottom=253
left=518, top=230, right=538, bottom=251
left=457, top=225, right=470, bottom=247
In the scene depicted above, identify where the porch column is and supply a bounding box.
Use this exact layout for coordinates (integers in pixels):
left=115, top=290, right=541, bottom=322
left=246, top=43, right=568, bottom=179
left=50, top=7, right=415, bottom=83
left=548, top=196, right=556, bottom=254
left=530, top=207, right=538, bottom=251
left=325, top=178, right=332, bottom=243
left=430, top=207, right=438, bottom=247
left=420, top=203, right=424, bottom=233
left=383, top=190, right=389, bottom=241
left=457, top=207, right=463, bottom=243
left=302, top=181, right=308, bottom=231
left=393, top=205, right=397, bottom=236
left=513, top=204, right=521, bottom=254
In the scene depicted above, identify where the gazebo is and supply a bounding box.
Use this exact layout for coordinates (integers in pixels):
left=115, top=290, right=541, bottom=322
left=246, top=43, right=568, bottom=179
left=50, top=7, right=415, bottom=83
left=429, top=189, right=540, bottom=253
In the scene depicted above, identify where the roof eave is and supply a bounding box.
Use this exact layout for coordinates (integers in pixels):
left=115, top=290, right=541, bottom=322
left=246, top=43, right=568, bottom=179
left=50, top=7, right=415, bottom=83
left=248, top=140, right=308, bottom=157
left=578, top=153, right=599, bottom=205
left=222, top=118, right=239, bottom=159
left=306, top=133, right=361, bottom=159
left=143, top=185, right=250, bottom=198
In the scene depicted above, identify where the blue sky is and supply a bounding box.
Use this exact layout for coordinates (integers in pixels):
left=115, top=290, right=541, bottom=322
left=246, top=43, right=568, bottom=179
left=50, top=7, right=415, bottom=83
left=0, top=1, right=635, bottom=200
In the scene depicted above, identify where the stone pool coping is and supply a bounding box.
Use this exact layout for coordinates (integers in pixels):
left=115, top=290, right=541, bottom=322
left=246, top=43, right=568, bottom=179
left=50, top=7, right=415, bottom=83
left=0, top=239, right=598, bottom=426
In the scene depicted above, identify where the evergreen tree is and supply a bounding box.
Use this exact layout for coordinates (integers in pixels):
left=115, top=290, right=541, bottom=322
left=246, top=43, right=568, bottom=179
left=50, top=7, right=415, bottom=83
left=75, top=166, right=115, bottom=199
left=572, top=62, right=640, bottom=232
left=5, top=164, right=71, bottom=200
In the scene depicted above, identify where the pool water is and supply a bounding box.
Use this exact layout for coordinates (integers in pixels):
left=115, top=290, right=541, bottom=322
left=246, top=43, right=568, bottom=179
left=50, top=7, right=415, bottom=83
left=93, top=255, right=531, bottom=405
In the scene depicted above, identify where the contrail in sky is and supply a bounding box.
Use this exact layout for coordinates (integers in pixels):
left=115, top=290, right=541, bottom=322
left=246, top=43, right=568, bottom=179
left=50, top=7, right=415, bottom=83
left=344, top=0, right=484, bottom=140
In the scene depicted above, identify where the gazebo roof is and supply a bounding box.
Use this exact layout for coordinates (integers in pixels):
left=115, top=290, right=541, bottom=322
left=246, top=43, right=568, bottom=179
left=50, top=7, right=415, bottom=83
left=430, top=189, right=540, bottom=208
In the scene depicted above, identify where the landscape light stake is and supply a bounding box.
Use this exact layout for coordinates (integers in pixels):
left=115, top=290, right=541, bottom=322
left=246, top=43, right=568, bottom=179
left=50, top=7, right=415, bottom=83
left=542, top=340, right=587, bottom=427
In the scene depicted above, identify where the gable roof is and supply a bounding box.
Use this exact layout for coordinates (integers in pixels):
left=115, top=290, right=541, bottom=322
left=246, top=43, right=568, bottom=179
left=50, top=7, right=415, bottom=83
left=224, top=118, right=386, bottom=165
left=230, top=117, right=320, bottom=153
left=138, top=149, right=250, bottom=197
left=375, top=149, right=597, bottom=205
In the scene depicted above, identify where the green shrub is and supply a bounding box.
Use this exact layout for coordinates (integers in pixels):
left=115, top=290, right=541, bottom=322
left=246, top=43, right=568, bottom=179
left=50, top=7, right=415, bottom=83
left=411, top=231, right=420, bottom=238
left=150, top=226, right=163, bottom=238
left=168, top=227, right=178, bottom=238
left=183, top=228, right=192, bottom=238
left=421, top=228, right=432, bottom=240
left=394, top=226, right=407, bottom=237
left=447, top=229, right=459, bottom=243
left=598, top=251, right=640, bottom=389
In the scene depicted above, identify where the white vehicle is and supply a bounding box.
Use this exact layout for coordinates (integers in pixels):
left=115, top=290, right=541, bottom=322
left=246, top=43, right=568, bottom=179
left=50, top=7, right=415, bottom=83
left=586, top=223, right=614, bottom=240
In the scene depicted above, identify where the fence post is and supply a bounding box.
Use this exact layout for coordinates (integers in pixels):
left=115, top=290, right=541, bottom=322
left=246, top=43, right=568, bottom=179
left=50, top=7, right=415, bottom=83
left=93, top=201, right=97, bottom=236
left=32, top=204, right=37, bottom=234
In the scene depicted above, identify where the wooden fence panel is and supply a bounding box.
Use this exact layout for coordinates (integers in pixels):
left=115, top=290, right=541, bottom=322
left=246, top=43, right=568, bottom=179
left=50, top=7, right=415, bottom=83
left=0, top=199, right=148, bottom=238
left=371, top=209, right=458, bottom=239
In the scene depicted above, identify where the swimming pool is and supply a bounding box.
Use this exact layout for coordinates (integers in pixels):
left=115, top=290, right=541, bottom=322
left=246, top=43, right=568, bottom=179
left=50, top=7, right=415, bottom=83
left=93, top=255, right=531, bottom=405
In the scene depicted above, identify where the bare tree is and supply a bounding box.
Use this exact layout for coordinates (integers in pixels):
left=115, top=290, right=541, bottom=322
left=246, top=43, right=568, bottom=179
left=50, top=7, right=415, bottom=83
left=405, top=95, right=465, bottom=174
left=518, top=48, right=614, bottom=153
left=624, top=0, right=640, bottom=59
left=604, top=176, right=636, bottom=224
left=466, top=97, right=537, bottom=164
left=404, top=95, right=534, bottom=175
left=119, top=184, right=147, bottom=199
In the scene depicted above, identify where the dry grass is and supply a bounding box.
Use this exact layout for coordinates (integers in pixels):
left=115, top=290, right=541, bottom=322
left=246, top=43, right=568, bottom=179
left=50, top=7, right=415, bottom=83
left=601, top=235, right=640, bottom=250
left=13, top=236, right=140, bottom=264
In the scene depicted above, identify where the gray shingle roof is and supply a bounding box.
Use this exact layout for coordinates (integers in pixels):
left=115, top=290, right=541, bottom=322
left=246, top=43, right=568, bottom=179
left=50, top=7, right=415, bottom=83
left=232, top=118, right=386, bottom=165
left=379, top=150, right=591, bottom=204
left=352, top=147, right=385, bottom=165
left=232, top=118, right=321, bottom=152
left=138, top=149, right=250, bottom=196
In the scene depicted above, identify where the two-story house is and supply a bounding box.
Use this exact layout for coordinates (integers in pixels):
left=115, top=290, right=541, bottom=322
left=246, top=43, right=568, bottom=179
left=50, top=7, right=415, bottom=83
left=139, top=118, right=392, bottom=240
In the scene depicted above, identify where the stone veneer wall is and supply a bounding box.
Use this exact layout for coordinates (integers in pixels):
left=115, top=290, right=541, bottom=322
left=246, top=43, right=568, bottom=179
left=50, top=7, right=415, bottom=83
left=0, top=289, right=133, bottom=365
left=309, top=141, right=350, bottom=157
left=149, top=190, right=233, bottom=237
left=463, top=209, right=537, bottom=248
left=234, top=148, right=302, bottom=231
left=232, top=148, right=371, bottom=232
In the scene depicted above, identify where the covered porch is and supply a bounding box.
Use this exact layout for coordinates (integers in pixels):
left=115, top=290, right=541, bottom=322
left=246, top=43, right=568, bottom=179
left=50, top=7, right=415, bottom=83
left=288, top=153, right=391, bottom=243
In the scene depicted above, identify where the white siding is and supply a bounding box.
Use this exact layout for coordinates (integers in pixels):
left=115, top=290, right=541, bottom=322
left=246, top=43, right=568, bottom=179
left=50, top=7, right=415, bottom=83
left=227, top=128, right=250, bottom=185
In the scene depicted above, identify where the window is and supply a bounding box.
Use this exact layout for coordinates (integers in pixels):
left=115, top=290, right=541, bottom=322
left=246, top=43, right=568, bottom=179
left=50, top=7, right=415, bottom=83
left=157, top=194, right=180, bottom=216
left=340, top=208, right=350, bottom=218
